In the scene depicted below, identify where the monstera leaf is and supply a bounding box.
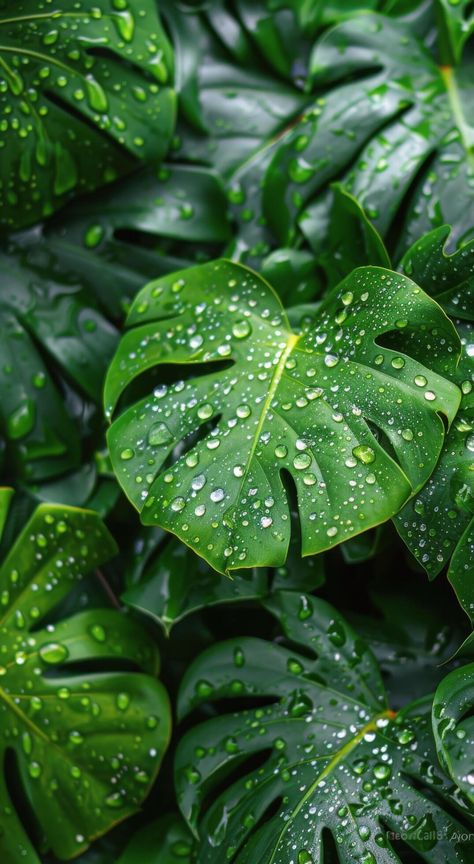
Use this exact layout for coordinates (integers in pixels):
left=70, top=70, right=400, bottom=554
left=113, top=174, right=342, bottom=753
left=161, top=2, right=433, bottom=264
left=0, top=237, right=118, bottom=484
left=175, top=590, right=473, bottom=863
left=394, top=230, right=474, bottom=633
left=0, top=0, right=175, bottom=230
left=0, top=490, right=171, bottom=862
left=433, top=664, right=474, bottom=804
left=105, top=258, right=460, bottom=574
left=262, top=13, right=474, bottom=261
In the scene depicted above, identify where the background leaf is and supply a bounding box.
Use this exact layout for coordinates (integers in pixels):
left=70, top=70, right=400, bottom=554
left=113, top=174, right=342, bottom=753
left=0, top=0, right=176, bottom=230
left=433, top=663, right=474, bottom=804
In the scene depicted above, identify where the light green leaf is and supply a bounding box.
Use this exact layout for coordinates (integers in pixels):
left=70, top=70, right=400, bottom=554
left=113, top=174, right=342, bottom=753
left=433, top=663, right=474, bottom=803
left=176, top=590, right=473, bottom=863
left=0, top=0, right=175, bottom=230
left=0, top=490, right=171, bottom=861
left=105, top=259, right=460, bottom=575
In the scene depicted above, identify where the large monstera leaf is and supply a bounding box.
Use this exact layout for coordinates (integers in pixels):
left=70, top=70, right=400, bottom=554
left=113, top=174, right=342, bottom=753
left=175, top=590, right=473, bottom=863
left=0, top=490, right=171, bottom=862
left=0, top=237, right=118, bottom=484
left=433, top=664, right=474, bottom=804
left=161, top=2, right=432, bottom=264
left=105, top=259, right=460, bottom=575
left=263, top=14, right=474, bottom=262
left=0, top=0, right=175, bottom=230
left=394, top=228, right=474, bottom=644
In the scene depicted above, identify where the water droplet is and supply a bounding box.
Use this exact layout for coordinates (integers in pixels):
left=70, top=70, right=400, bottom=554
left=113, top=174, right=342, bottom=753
left=39, top=643, right=69, bottom=665
left=232, top=320, right=252, bottom=339
left=352, top=445, right=376, bottom=464
left=148, top=422, right=173, bottom=446
left=120, top=448, right=134, bottom=461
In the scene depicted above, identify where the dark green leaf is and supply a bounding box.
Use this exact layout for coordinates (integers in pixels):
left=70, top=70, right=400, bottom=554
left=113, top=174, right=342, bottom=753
left=0, top=490, right=171, bottom=861
left=264, top=15, right=474, bottom=260
left=395, top=230, right=474, bottom=601
left=117, top=814, right=194, bottom=863
left=176, top=590, right=473, bottom=863
left=0, top=0, right=175, bottom=230
left=0, top=237, right=118, bottom=483
left=105, top=259, right=460, bottom=574
left=433, top=663, right=474, bottom=803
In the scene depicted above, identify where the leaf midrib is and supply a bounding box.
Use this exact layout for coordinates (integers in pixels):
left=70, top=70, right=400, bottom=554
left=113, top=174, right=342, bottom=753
left=267, top=708, right=396, bottom=864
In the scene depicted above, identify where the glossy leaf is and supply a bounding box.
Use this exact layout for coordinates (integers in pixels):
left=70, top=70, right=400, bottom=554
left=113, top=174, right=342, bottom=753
left=176, top=590, right=473, bottom=863
left=448, top=519, right=474, bottom=655
left=123, top=528, right=324, bottom=635
left=0, top=237, right=118, bottom=483
left=0, top=0, right=176, bottom=230
left=0, top=490, right=171, bottom=861
left=395, top=230, right=474, bottom=587
left=106, top=258, right=460, bottom=574
left=433, top=663, right=474, bottom=803
left=264, top=14, right=474, bottom=259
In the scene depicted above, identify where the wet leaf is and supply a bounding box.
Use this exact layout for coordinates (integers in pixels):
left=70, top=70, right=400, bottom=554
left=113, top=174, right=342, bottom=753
left=0, top=237, right=118, bottom=484
left=0, top=0, right=175, bottom=230
left=264, top=14, right=474, bottom=260
left=176, top=590, right=473, bottom=863
left=433, top=663, right=474, bottom=804
left=105, top=258, right=460, bottom=575
left=395, top=230, right=474, bottom=610
left=0, top=490, right=171, bottom=862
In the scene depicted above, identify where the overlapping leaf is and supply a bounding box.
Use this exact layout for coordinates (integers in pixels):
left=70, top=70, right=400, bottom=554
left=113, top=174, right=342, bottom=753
left=176, top=590, right=473, bottom=863
left=106, top=258, right=460, bottom=574
left=395, top=230, right=474, bottom=624
left=0, top=490, right=171, bottom=862
left=0, top=236, right=118, bottom=484
left=117, top=815, right=194, bottom=864
left=0, top=0, right=175, bottom=230
left=433, top=663, right=474, bottom=804
left=265, top=14, right=474, bottom=261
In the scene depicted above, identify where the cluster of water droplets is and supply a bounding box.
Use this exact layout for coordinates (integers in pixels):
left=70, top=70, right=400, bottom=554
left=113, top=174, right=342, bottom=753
left=176, top=593, right=465, bottom=863
left=108, top=260, right=458, bottom=573
left=0, top=497, right=166, bottom=853
left=0, top=0, right=173, bottom=226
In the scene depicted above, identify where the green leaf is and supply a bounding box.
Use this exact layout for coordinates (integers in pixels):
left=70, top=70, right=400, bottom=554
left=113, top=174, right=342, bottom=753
left=122, top=526, right=324, bottom=635
left=0, top=0, right=176, bottom=231
left=117, top=815, right=194, bottom=864
left=437, top=0, right=474, bottom=63
left=433, top=663, right=474, bottom=803
left=0, top=489, right=171, bottom=861
left=175, top=590, right=473, bottom=863
left=395, top=230, right=474, bottom=589
left=0, top=237, right=118, bottom=483
left=300, top=184, right=391, bottom=291
left=105, top=258, right=460, bottom=575
left=448, top=519, right=474, bottom=655
left=263, top=14, right=474, bottom=260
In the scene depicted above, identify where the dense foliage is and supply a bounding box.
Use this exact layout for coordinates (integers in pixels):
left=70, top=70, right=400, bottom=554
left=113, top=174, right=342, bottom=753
left=0, top=2, right=473, bottom=863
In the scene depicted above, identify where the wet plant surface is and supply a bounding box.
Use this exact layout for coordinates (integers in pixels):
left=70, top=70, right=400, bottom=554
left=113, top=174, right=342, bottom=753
left=0, top=2, right=473, bottom=863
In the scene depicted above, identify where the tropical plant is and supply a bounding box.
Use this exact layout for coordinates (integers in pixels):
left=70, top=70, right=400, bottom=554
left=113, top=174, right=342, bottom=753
left=0, top=0, right=473, bottom=862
